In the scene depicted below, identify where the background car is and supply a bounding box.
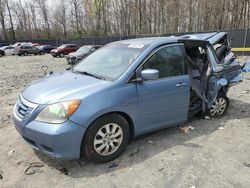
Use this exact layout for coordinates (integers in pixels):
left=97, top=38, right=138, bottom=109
left=16, top=46, right=44, bottom=56
left=0, top=49, right=5, bottom=57
left=0, top=46, right=15, bottom=55
left=0, top=43, right=7, bottom=48
left=38, top=45, right=56, bottom=53
left=66, top=45, right=102, bottom=65
left=50, top=44, right=79, bottom=57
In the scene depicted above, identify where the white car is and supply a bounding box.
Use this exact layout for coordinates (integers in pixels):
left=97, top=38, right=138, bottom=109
left=0, top=46, right=15, bottom=55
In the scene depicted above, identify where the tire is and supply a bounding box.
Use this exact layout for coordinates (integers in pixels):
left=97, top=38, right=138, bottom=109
left=83, top=114, right=130, bottom=163
left=24, top=52, right=28, bottom=56
left=59, top=53, right=64, bottom=58
left=209, top=92, right=229, bottom=117
left=0, top=53, right=2, bottom=57
left=40, top=51, right=44, bottom=55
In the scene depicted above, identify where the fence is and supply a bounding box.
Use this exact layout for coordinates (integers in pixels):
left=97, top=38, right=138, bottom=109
left=1, top=28, right=250, bottom=55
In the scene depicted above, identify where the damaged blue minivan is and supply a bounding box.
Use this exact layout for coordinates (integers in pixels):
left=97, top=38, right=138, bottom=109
left=13, top=32, right=243, bottom=162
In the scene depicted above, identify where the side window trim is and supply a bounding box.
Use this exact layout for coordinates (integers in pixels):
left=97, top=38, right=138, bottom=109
left=139, top=44, right=185, bottom=79
left=127, top=43, right=186, bottom=84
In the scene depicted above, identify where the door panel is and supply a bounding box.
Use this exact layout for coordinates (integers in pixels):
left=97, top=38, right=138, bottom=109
left=137, top=76, right=190, bottom=133
left=5, top=49, right=11, bottom=55
left=136, top=44, right=190, bottom=134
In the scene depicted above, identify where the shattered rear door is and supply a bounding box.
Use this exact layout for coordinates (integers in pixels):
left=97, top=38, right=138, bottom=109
left=206, top=45, right=243, bottom=106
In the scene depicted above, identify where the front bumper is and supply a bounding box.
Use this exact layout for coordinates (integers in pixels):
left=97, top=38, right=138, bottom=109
left=66, top=56, right=81, bottom=64
left=13, top=114, right=86, bottom=161
left=50, top=51, right=59, bottom=56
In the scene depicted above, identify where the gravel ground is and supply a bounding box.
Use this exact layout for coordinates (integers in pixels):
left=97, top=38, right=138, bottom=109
left=0, top=54, right=250, bottom=188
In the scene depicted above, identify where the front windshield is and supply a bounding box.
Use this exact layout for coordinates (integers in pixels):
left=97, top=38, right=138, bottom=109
left=77, top=46, right=91, bottom=53
left=73, top=43, right=146, bottom=81
left=58, top=44, right=66, bottom=49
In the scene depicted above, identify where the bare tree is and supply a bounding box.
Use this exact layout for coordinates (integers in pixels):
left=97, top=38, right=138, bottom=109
left=0, top=0, right=249, bottom=41
left=6, top=0, right=15, bottom=41
left=54, top=0, right=67, bottom=38
left=0, top=0, right=7, bottom=40
left=36, top=0, right=51, bottom=39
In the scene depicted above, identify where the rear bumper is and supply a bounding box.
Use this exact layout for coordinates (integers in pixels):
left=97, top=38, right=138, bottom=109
left=13, top=116, right=86, bottom=160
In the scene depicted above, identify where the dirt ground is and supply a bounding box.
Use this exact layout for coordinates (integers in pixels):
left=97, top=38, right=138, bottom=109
left=0, top=54, right=250, bottom=188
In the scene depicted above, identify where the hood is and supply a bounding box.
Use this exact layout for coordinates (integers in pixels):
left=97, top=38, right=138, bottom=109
left=22, top=71, right=110, bottom=104
left=51, top=48, right=61, bottom=52
left=50, top=49, right=58, bottom=52
left=68, top=51, right=89, bottom=57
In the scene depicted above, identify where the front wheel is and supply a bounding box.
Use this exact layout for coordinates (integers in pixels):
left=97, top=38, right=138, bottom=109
left=83, top=114, right=130, bottom=163
left=59, top=53, right=64, bottom=58
left=209, top=93, right=229, bottom=117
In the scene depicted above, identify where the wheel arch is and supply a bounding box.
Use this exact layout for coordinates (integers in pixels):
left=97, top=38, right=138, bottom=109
left=80, top=111, right=135, bottom=156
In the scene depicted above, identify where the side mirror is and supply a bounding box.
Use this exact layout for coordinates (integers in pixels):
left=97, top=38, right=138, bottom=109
left=141, top=69, right=159, bottom=81
left=218, top=78, right=228, bottom=86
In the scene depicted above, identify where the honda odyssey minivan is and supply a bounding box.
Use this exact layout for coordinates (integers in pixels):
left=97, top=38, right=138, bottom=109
left=13, top=32, right=243, bottom=162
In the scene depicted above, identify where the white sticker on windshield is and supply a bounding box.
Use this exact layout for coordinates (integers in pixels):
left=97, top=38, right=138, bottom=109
left=128, top=44, right=144, bottom=49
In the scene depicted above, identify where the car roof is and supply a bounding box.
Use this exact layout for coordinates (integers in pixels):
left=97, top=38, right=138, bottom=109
left=180, top=32, right=227, bottom=44
left=111, top=32, right=227, bottom=47
left=111, top=37, right=179, bottom=46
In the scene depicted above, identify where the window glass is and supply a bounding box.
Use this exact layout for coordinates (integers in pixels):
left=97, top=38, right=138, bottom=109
left=143, top=45, right=185, bottom=78
left=58, top=44, right=67, bottom=49
left=73, top=44, right=146, bottom=80
left=68, top=45, right=77, bottom=48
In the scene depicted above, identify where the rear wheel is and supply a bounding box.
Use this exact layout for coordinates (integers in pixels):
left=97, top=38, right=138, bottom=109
left=40, top=51, right=44, bottom=55
left=0, top=53, right=2, bottom=57
left=83, top=114, right=130, bottom=163
left=209, top=93, right=229, bottom=117
left=24, top=52, right=28, bottom=56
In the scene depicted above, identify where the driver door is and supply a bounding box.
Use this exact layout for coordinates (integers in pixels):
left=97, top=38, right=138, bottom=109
left=136, top=44, right=190, bottom=133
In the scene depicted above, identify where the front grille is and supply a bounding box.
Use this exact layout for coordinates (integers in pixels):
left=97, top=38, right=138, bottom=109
left=17, top=102, right=29, bottom=118
left=15, top=95, right=38, bottom=120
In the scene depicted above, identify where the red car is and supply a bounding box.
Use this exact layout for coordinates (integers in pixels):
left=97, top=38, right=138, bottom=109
left=50, top=44, right=79, bottom=57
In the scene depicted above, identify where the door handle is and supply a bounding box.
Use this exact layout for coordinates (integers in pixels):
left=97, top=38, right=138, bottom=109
left=176, top=83, right=187, bottom=87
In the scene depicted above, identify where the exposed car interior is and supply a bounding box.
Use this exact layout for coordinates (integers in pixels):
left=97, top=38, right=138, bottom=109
left=184, top=42, right=212, bottom=117
left=214, top=38, right=229, bottom=60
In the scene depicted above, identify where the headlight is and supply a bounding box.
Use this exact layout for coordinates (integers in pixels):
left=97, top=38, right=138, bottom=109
left=35, top=100, right=81, bottom=124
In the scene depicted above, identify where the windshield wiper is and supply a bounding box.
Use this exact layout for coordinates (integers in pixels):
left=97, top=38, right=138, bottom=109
left=75, top=71, right=105, bottom=80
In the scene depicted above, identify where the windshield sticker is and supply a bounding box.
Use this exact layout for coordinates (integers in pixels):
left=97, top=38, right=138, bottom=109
left=128, top=44, right=145, bottom=49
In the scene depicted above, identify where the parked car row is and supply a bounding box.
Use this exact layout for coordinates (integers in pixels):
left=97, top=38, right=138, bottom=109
left=0, top=41, right=102, bottom=61
left=0, top=42, right=57, bottom=57
left=50, top=44, right=102, bottom=65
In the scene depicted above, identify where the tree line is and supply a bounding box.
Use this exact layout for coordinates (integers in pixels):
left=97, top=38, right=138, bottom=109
left=0, top=0, right=249, bottom=42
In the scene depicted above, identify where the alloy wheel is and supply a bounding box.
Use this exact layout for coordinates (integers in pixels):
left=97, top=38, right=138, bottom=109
left=210, top=97, right=227, bottom=117
left=93, top=123, right=123, bottom=156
